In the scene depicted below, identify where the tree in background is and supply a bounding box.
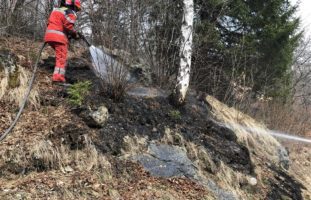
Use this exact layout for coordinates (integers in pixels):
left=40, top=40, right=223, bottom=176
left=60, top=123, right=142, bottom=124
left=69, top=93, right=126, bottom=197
left=0, top=0, right=301, bottom=104
left=193, top=0, right=301, bottom=101
left=0, top=0, right=51, bottom=38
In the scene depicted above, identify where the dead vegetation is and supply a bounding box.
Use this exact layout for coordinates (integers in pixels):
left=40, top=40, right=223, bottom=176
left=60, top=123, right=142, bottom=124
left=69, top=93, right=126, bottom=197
left=206, top=96, right=282, bottom=162
left=0, top=66, right=40, bottom=108
left=0, top=37, right=41, bottom=109
left=209, top=96, right=311, bottom=198
left=286, top=144, right=311, bottom=199
left=120, top=125, right=293, bottom=200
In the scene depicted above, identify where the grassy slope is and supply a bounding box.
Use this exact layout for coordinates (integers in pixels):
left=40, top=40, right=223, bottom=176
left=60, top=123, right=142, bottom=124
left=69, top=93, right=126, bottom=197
left=0, top=37, right=310, bottom=200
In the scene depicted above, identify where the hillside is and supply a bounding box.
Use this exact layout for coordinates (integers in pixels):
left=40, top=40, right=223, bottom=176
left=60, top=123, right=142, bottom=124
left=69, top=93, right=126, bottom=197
left=0, top=37, right=310, bottom=200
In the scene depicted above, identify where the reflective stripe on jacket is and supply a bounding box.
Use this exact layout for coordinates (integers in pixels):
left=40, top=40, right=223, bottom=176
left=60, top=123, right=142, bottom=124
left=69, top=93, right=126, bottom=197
left=44, top=7, right=77, bottom=44
left=54, top=67, right=66, bottom=75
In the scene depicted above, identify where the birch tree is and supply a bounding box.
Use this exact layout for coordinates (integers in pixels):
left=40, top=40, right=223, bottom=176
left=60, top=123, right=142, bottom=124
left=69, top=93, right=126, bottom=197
left=170, top=0, right=194, bottom=106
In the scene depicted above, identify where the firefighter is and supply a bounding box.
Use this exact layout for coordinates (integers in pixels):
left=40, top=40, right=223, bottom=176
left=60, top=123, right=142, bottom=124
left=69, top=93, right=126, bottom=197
left=44, top=0, right=82, bottom=83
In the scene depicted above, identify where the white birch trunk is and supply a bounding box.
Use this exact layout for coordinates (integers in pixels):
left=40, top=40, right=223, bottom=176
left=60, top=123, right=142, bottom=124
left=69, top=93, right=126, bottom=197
left=171, top=0, right=194, bottom=105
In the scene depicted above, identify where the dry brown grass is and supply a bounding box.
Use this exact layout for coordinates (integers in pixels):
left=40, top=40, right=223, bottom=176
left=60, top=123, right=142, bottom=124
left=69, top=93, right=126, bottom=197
left=205, top=95, right=282, bottom=163
left=287, top=145, right=311, bottom=198
left=209, top=95, right=311, bottom=198
left=0, top=66, right=40, bottom=109
left=121, top=135, right=148, bottom=159
left=119, top=129, right=262, bottom=200
left=30, top=135, right=112, bottom=175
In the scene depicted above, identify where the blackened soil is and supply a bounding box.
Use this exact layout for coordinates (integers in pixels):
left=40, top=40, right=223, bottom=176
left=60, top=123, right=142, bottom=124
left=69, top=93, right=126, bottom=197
left=267, top=166, right=305, bottom=200
left=86, top=93, right=254, bottom=174
left=40, top=56, right=97, bottom=85
left=49, top=123, right=89, bottom=150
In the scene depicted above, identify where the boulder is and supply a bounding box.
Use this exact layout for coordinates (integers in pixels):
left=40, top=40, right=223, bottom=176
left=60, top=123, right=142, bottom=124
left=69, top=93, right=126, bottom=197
left=133, top=142, right=237, bottom=200
left=84, top=105, right=109, bottom=128
left=278, top=146, right=290, bottom=170
left=135, top=143, right=197, bottom=178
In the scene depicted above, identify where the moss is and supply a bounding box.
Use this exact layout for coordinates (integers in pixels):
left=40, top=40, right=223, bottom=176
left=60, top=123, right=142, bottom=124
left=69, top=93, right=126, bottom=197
left=8, top=65, right=20, bottom=89
left=0, top=49, right=20, bottom=88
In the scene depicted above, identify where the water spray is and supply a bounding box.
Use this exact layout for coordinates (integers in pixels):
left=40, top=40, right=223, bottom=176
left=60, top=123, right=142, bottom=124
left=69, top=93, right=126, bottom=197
left=220, top=122, right=311, bottom=144
left=80, top=34, right=116, bottom=79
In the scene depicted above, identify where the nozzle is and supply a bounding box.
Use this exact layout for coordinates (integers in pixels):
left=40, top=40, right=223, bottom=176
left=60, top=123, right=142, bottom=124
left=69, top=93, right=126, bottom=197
left=78, top=32, right=91, bottom=47
left=82, top=37, right=91, bottom=47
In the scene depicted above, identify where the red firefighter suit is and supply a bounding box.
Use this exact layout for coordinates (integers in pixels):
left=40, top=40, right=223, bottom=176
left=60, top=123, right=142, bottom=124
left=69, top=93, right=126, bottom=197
left=44, top=7, right=78, bottom=82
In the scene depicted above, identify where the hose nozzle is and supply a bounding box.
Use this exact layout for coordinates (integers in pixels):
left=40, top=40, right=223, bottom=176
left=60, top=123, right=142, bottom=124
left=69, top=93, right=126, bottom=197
left=78, top=32, right=91, bottom=47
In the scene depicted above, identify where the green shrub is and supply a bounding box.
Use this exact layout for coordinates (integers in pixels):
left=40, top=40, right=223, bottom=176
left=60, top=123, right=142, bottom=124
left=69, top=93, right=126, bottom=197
left=67, top=81, right=91, bottom=106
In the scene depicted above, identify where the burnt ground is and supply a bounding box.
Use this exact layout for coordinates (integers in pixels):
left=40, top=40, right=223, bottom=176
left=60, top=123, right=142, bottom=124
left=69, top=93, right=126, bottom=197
left=88, top=96, right=254, bottom=174
left=267, top=165, right=306, bottom=200
left=39, top=54, right=305, bottom=199
left=0, top=39, right=307, bottom=199
left=39, top=55, right=253, bottom=175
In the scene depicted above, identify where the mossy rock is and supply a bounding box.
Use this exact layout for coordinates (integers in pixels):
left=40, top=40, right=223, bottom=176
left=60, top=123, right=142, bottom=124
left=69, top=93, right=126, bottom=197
left=8, top=67, right=20, bottom=88
left=0, top=49, right=20, bottom=88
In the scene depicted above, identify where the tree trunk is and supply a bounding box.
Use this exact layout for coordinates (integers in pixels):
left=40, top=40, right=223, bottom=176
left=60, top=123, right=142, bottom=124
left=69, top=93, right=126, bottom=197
left=170, top=0, right=194, bottom=106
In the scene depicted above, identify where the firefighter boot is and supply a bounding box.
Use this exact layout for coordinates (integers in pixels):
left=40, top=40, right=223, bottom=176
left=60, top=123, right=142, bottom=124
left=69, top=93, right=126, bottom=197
left=52, top=73, right=66, bottom=83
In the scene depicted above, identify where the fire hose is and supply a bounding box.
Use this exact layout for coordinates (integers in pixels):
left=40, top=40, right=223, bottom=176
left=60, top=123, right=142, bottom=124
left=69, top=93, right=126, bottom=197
left=0, top=36, right=91, bottom=142
left=0, top=43, right=47, bottom=142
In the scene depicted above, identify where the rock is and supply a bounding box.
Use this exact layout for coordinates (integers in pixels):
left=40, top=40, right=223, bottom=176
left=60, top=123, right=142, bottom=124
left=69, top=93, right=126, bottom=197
left=64, top=166, right=74, bottom=173
left=248, top=177, right=257, bottom=186
left=0, top=49, right=20, bottom=88
left=135, top=155, right=184, bottom=177
left=83, top=105, right=109, bottom=128
left=278, top=147, right=290, bottom=170
left=132, top=142, right=237, bottom=200
left=148, top=144, right=193, bottom=168
left=134, top=143, right=197, bottom=178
